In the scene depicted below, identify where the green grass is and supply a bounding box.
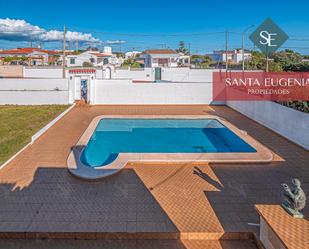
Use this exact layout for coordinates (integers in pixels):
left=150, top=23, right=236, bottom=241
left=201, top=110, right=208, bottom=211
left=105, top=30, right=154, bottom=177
left=0, top=105, right=70, bottom=165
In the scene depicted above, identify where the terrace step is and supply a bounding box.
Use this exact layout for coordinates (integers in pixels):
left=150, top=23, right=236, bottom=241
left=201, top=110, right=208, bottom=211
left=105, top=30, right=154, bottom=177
left=75, top=99, right=90, bottom=107
left=0, top=239, right=259, bottom=249
left=0, top=231, right=255, bottom=240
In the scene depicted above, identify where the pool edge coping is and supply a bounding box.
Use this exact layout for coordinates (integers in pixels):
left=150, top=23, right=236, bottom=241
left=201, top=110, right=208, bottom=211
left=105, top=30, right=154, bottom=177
left=67, top=115, right=274, bottom=180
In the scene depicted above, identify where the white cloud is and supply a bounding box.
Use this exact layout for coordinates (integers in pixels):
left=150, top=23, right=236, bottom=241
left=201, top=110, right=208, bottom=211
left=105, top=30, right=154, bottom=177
left=0, top=18, right=100, bottom=43
left=105, top=40, right=126, bottom=45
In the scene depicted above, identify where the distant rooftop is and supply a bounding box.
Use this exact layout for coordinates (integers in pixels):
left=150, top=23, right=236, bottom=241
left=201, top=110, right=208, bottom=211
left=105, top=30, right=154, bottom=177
left=0, top=47, right=59, bottom=55
left=144, top=49, right=177, bottom=54
left=90, top=52, right=112, bottom=57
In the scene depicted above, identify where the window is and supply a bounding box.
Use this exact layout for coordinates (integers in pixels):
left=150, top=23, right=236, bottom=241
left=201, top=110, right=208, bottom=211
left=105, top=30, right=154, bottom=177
left=90, top=58, right=95, bottom=63
left=103, top=58, right=109, bottom=65
left=70, top=58, right=75, bottom=64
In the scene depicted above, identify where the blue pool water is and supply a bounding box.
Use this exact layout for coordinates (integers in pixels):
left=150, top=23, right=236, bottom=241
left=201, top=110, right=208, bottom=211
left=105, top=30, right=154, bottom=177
left=81, top=119, right=256, bottom=167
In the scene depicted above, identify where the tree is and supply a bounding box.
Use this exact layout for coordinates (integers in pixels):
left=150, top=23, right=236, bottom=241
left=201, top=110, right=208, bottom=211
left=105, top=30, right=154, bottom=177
left=131, top=62, right=142, bottom=68
left=246, top=50, right=305, bottom=72
left=122, top=59, right=142, bottom=68
left=122, top=58, right=133, bottom=67
left=272, top=49, right=302, bottom=67
left=176, top=41, right=189, bottom=55
left=284, top=62, right=309, bottom=72
left=269, top=62, right=283, bottom=72
left=277, top=101, right=309, bottom=113
left=245, top=51, right=265, bottom=70
left=114, top=52, right=125, bottom=58
left=82, top=61, right=93, bottom=67
left=190, top=55, right=212, bottom=68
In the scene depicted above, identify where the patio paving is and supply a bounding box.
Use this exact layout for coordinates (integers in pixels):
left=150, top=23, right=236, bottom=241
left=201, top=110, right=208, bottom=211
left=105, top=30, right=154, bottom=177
left=0, top=105, right=308, bottom=243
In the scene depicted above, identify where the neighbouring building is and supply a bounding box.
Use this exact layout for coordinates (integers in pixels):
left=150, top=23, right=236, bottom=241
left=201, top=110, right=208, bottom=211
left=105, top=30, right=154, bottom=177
left=66, top=51, right=111, bottom=67
left=0, top=47, right=60, bottom=66
left=178, top=53, right=191, bottom=67
left=141, top=49, right=180, bottom=67
left=66, top=47, right=123, bottom=67
left=206, top=49, right=252, bottom=64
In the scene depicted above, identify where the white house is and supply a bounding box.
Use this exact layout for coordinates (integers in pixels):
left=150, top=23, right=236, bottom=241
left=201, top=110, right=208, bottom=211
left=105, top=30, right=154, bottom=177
left=66, top=50, right=112, bottom=67
left=141, top=49, right=180, bottom=68
left=206, top=49, right=251, bottom=64
left=178, top=53, right=191, bottom=66
left=0, top=47, right=58, bottom=66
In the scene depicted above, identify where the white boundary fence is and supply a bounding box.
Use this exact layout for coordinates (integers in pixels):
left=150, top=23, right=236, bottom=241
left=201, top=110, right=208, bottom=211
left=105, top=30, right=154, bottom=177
left=23, top=67, right=63, bottom=78
left=227, top=100, right=309, bottom=150
left=0, top=78, right=69, bottom=105
left=93, top=79, right=216, bottom=105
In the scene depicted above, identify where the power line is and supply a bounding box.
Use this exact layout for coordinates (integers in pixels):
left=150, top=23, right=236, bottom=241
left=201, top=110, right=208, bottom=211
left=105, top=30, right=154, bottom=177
left=67, top=30, right=226, bottom=37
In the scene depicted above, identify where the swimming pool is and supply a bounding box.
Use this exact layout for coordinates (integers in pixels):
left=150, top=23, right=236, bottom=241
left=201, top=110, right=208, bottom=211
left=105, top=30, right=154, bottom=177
left=80, top=118, right=256, bottom=168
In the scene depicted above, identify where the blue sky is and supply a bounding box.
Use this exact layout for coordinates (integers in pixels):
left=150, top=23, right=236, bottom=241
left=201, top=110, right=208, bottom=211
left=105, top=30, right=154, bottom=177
left=1, top=0, right=309, bottom=54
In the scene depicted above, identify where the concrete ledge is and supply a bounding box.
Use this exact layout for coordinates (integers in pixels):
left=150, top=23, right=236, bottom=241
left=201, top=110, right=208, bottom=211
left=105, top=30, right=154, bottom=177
left=67, top=115, right=274, bottom=180
left=0, top=104, right=75, bottom=170
left=32, top=104, right=75, bottom=143
left=256, top=205, right=309, bottom=249
left=0, top=231, right=254, bottom=240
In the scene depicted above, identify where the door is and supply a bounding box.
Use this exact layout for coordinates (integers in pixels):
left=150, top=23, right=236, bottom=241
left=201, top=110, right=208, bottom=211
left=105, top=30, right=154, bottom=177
left=155, top=67, right=161, bottom=81
left=80, top=79, right=88, bottom=102
left=104, top=67, right=111, bottom=79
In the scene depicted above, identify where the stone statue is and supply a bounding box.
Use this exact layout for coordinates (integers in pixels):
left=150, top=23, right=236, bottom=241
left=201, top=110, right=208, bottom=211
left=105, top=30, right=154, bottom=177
left=282, top=178, right=306, bottom=218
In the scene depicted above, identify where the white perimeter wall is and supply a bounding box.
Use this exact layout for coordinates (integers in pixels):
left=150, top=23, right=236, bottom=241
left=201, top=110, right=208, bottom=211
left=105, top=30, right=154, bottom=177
left=0, top=78, right=69, bottom=105
left=22, top=67, right=218, bottom=83
left=227, top=100, right=309, bottom=149
left=161, top=68, right=216, bottom=82
left=23, top=67, right=63, bottom=78
left=93, top=79, right=215, bottom=105
left=113, top=68, right=155, bottom=81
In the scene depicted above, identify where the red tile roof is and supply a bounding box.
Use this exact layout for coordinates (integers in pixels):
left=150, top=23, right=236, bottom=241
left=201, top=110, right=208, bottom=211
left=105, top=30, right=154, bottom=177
left=90, top=53, right=112, bottom=57
left=144, top=49, right=177, bottom=54
left=0, top=48, right=58, bottom=55
left=69, top=69, right=96, bottom=74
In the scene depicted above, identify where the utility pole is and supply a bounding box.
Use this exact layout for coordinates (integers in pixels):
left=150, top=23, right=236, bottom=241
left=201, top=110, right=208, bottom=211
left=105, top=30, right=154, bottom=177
left=265, top=47, right=269, bottom=72
left=225, top=31, right=228, bottom=71
left=62, top=25, right=67, bottom=79
left=242, top=25, right=255, bottom=72
left=266, top=54, right=269, bottom=72
left=242, top=33, right=245, bottom=71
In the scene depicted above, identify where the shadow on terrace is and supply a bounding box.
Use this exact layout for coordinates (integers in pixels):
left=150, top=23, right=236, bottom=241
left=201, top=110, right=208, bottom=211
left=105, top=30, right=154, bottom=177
left=0, top=166, right=259, bottom=249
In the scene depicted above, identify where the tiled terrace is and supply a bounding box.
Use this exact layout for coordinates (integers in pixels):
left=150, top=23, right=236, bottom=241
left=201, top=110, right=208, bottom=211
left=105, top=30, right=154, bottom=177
left=0, top=105, right=308, bottom=248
